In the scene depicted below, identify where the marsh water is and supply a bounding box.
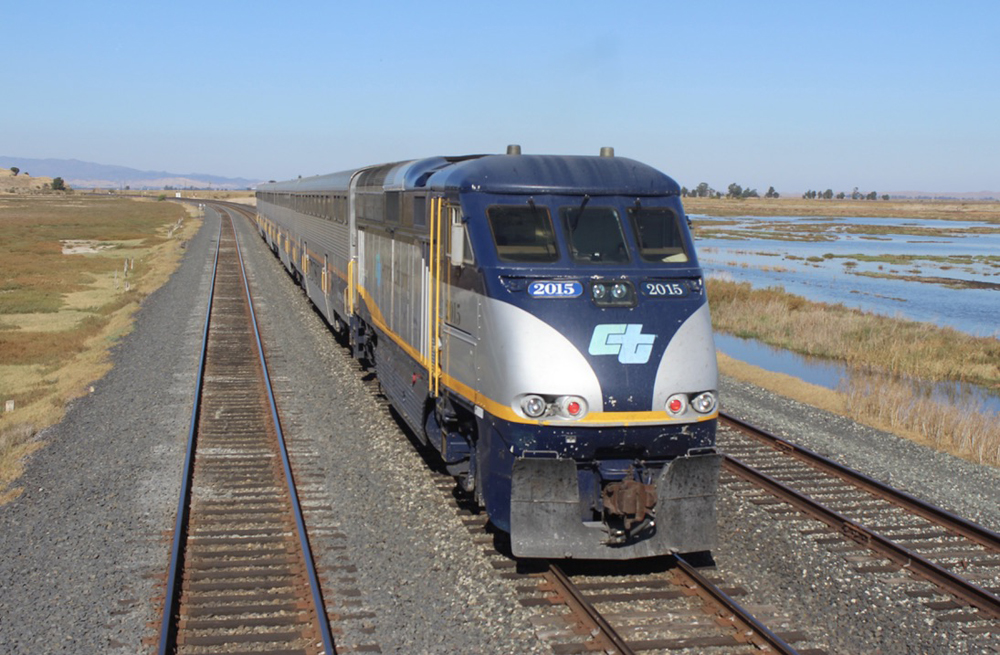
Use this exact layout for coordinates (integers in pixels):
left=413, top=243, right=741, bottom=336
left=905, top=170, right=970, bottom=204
left=715, top=333, right=1000, bottom=415
left=694, top=214, right=1000, bottom=337
left=693, top=213, right=1000, bottom=412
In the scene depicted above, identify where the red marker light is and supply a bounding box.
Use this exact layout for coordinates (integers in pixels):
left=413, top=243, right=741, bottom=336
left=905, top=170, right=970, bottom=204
left=566, top=400, right=581, bottom=416
left=668, top=398, right=684, bottom=413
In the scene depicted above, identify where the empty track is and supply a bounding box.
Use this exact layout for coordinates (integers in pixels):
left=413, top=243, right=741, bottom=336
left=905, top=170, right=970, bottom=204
left=157, top=210, right=336, bottom=655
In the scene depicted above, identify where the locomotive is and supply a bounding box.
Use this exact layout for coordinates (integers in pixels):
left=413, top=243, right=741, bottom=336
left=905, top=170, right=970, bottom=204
left=255, top=146, right=721, bottom=559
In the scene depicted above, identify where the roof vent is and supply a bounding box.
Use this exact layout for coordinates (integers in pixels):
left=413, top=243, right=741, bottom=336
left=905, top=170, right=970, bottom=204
left=506, top=144, right=522, bottom=156
left=600, top=147, right=615, bottom=158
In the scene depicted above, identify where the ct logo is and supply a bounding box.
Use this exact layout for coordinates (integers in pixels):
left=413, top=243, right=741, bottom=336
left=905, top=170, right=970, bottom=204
left=588, top=324, right=656, bottom=364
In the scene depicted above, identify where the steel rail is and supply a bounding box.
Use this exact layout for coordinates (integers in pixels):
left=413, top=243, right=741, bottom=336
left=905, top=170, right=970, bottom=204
left=673, top=554, right=801, bottom=655
left=723, top=453, right=1000, bottom=621
left=545, top=563, right=636, bottom=655
left=720, top=412, right=1000, bottom=554
left=231, top=210, right=337, bottom=655
left=158, top=220, right=222, bottom=655
left=544, top=560, right=804, bottom=655
left=158, top=210, right=337, bottom=654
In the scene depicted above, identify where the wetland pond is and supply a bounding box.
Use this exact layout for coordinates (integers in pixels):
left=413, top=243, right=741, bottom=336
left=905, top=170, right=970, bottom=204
left=693, top=213, right=1000, bottom=412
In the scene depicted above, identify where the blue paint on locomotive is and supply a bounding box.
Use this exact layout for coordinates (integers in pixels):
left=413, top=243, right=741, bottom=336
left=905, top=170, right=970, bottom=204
left=430, top=154, right=683, bottom=196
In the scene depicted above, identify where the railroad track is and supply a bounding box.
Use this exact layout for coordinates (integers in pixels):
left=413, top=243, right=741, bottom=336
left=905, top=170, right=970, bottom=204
left=718, top=412, right=1000, bottom=633
left=157, top=210, right=336, bottom=655
left=517, top=557, right=819, bottom=655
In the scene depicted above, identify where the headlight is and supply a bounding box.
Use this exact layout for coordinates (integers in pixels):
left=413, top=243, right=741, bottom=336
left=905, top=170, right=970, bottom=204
left=521, top=394, right=546, bottom=418
left=691, top=391, right=717, bottom=414
left=591, top=279, right=636, bottom=307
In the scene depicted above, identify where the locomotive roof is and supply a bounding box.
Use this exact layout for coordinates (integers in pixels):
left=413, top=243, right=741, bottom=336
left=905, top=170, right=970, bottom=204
left=428, top=154, right=681, bottom=196
left=258, top=153, right=680, bottom=197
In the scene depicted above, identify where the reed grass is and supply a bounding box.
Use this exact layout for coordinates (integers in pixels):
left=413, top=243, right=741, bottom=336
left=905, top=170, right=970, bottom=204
left=707, top=278, right=1000, bottom=389
left=845, top=374, right=1000, bottom=466
left=709, top=278, right=1000, bottom=468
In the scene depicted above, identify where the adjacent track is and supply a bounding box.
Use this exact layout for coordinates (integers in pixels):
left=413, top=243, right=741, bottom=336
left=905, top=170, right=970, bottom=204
left=719, top=412, right=1000, bottom=625
left=158, top=210, right=336, bottom=655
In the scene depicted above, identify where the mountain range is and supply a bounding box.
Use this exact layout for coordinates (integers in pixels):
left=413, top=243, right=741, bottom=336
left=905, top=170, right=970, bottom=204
left=0, top=156, right=262, bottom=190
left=1, top=155, right=996, bottom=199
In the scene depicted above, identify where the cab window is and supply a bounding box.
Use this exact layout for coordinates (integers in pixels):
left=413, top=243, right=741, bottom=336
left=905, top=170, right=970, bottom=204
left=487, top=205, right=559, bottom=262
left=628, top=207, right=689, bottom=263
left=560, top=206, right=629, bottom=264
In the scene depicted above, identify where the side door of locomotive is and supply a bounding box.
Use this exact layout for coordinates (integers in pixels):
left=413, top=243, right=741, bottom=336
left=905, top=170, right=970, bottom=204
left=426, top=196, right=479, bottom=400
left=442, top=201, right=478, bottom=392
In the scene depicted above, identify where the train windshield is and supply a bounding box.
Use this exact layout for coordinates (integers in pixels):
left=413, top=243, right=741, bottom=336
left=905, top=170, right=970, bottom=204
left=627, top=207, right=690, bottom=263
left=560, top=205, right=629, bottom=264
left=487, top=205, right=559, bottom=262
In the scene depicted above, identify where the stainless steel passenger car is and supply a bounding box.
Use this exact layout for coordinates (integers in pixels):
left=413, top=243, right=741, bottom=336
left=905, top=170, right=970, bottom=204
left=256, top=146, right=721, bottom=559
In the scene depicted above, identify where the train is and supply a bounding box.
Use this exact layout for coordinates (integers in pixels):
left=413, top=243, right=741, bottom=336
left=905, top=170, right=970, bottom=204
left=255, top=146, right=721, bottom=559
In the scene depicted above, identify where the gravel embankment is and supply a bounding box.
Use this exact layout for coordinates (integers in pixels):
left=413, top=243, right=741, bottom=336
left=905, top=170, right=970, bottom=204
left=0, top=209, right=219, bottom=654
left=1, top=205, right=997, bottom=654
left=713, top=377, right=1000, bottom=655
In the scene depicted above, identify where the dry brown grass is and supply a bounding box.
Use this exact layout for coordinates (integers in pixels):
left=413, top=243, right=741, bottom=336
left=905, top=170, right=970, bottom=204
left=0, top=196, right=202, bottom=501
left=0, top=168, right=58, bottom=194
left=707, top=279, right=1000, bottom=389
left=718, top=354, right=1000, bottom=467
left=710, top=278, right=1000, bottom=468
left=126, top=189, right=257, bottom=205
left=684, top=196, right=1000, bottom=223
left=0, top=422, right=42, bottom=504
left=845, top=374, right=1000, bottom=465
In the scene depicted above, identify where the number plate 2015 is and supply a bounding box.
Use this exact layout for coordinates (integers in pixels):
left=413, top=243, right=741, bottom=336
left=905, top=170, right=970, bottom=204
left=528, top=280, right=583, bottom=298
left=641, top=281, right=689, bottom=297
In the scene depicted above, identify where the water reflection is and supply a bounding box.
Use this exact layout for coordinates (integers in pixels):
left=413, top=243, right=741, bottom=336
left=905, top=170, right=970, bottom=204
left=715, top=333, right=1000, bottom=415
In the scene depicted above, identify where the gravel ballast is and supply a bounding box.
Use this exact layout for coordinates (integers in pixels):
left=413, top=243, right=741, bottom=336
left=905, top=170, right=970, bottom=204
left=713, top=377, right=1000, bottom=655
left=1, top=205, right=997, bottom=653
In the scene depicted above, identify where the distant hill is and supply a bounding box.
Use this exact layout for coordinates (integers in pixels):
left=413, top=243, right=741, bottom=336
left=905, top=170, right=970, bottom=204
left=0, top=156, right=262, bottom=190
left=0, top=167, right=56, bottom=192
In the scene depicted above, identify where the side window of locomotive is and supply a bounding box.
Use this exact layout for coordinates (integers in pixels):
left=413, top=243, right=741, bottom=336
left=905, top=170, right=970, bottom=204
left=413, top=196, right=426, bottom=228
left=449, top=206, right=475, bottom=265
left=487, top=205, right=559, bottom=263
left=462, top=225, right=475, bottom=265
left=560, top=206, right=629, bottom=264
left=627, top=207, right=690, bottom=263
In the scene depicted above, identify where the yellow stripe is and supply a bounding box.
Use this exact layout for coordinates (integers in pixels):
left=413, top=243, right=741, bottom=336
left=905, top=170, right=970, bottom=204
left=441, top=370, right=718, bottom=426
left=356, top=284, right=427, bottom=366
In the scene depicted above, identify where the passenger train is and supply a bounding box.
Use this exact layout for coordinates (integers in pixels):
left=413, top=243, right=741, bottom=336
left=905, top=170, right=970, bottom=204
left=255, top=146, right=721, bottom=559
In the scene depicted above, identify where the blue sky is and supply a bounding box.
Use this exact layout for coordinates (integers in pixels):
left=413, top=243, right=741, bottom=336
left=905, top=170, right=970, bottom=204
left=3, top=1, right=998, bottom=193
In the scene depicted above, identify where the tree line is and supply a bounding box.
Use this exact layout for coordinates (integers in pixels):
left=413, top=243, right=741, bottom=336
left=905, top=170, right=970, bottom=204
left=681, top=180, right=890, bottom=201
left=681, top=182, right=778, bottom=199
left=801, top=187, right=889, bottom=201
